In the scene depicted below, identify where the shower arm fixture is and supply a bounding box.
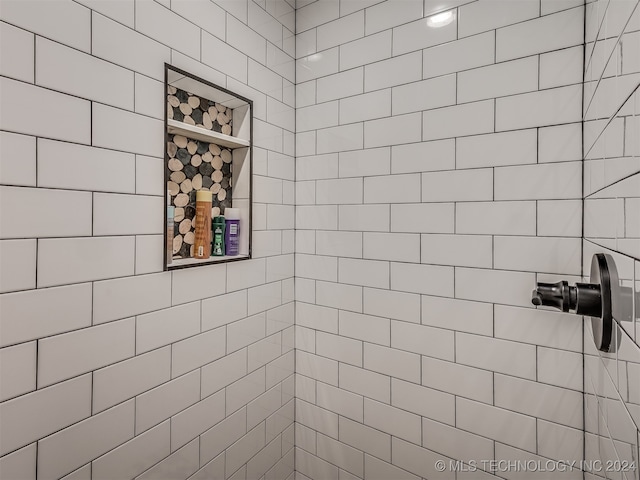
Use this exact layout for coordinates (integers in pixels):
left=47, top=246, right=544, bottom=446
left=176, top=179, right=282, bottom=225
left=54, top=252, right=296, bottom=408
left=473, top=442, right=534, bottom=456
left=531, top=253, right=614, bottom=352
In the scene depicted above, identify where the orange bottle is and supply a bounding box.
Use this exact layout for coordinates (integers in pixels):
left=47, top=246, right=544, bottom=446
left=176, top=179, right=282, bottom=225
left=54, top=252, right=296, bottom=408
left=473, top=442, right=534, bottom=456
left=193, top=190, right=213, bottom=259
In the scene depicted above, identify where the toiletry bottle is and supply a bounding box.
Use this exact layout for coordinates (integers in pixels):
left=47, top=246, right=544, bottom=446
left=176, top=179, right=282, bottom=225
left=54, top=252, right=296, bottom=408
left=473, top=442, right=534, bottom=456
left=212, top=216, right=225, bottom=256
left=193, top=190, right=213, bottom=259
left=167, top=205, right=175, bottom=265
left=224, top=208, right=240, bottom=256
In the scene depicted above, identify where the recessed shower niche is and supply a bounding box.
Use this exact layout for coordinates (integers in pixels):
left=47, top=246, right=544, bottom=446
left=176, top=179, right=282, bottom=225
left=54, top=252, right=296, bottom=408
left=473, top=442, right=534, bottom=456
left=164, top=64, right=252, bottom=270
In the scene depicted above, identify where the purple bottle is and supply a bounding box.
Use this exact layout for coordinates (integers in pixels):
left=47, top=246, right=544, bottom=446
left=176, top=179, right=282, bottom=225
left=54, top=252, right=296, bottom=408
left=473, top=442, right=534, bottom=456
left=224, top=208, right=240, bottom=256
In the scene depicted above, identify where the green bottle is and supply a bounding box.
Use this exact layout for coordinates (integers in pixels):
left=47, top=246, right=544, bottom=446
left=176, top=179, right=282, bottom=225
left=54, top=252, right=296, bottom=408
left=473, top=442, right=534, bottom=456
left=212, top=216, right=226, bottom=256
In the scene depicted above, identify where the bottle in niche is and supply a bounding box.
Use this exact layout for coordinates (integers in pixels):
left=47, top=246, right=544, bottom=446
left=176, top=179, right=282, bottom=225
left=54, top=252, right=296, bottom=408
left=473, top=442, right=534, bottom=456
left=212, top=216, right=225, bottom=256
left=166, top=193, right=175, bottom=265
left=224, top=208, right=240, bottom=256
left=193, top=190, right=213, bottom=259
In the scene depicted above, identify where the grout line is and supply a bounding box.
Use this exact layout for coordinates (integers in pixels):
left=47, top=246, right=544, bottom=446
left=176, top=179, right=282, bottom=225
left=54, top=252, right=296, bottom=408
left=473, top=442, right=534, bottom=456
left=584, top=1, right=640, bottom=118
left=583, top=0, right=611, bottom=75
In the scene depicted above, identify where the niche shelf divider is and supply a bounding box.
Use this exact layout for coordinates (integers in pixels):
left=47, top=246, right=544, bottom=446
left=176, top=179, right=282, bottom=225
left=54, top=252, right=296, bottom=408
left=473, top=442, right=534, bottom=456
left=167, top=119, right=250, bottom=149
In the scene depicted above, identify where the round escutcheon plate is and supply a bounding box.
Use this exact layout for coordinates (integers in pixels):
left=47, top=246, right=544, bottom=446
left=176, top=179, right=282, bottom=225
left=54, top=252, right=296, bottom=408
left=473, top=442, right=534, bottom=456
left=590, top=253, right=613, bottom=352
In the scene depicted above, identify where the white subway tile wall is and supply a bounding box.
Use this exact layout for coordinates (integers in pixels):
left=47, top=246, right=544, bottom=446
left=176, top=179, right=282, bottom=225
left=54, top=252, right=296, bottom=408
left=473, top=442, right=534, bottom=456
left=0, top=0, right=294, bottom=479
left=582, top=0, right=640, bottom=475
left=3, top=1, right=640, bottom=479
left=295, top=1, right=588, bottom=478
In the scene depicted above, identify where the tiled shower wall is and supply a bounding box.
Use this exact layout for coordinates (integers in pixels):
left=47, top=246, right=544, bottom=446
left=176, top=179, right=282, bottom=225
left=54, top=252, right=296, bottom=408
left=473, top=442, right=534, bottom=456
left=294, top=1, right=587, bottom=478
left=583, top=0, right=640, bottom=477
left=0, top=1, right=295, bottom=479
